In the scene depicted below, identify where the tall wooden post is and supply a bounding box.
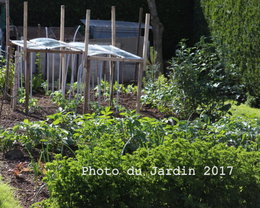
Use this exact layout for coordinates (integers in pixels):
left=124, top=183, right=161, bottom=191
left=109, top=6, right=116, bottom=107
left=23, top=1, right=30, bottom=114
left=137, top=13, right=150, bottom=113
left=60, top=5, right=66, bottom=95
left=37, top=24, right=41, bottom=37
left=83, top=9, right=91, bottom=114
left=111, top=6, right=116, bottom=47
left=4, top=0, right=10, bottom=100
left=5, top=0, right=10, bottom=48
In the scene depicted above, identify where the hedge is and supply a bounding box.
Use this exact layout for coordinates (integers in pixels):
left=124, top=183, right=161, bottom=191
left=200, top=0, right=260, bottom=105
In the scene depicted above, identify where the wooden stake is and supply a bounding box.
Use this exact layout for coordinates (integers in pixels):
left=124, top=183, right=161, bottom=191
left=4, top=0, right=10, bottom=100
left=52, top=54, right=55, bottom=92
left=135, top=7, right=143, bottom=80
left=23, top=1, right=30, bottom=115
left=30, top=53, right=33, bottom=96
left=60, top=5, right=66, bottom=95
left=11, top=51, right=19, bottom=111
left=109, top=61, right=114, bottom=107
left=137, top=13, right=150, bottom=113
left=5, top=0, right=10, bottom=48
left=83, top=9, right=91, bottom=114
left=111, top=6, right=116, bottom=46
left=109, top=6, right=116, bottom=107
left=37, top=24, right=41, bottom=37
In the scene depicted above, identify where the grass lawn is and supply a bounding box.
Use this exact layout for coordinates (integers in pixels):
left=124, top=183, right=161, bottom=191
left=230, top=103, right=260, bottom=119
left=0, top=177, right=22, bottom=208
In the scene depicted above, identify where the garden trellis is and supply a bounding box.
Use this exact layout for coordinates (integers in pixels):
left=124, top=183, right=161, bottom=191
left=6, top=1, right=150, bottom=114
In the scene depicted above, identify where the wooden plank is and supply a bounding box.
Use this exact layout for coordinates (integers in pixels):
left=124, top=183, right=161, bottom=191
left=137, top=13, right=150, bottom=113
left=83, top=9, right=91, bottom=114
left=23, top=1, right=30, bottom=115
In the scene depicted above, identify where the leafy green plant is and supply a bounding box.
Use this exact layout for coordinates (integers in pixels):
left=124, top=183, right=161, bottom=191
left=0, top=57, right=15, bottom=96
left=32, top=73, right=45, bottom=93
left=94, top=80, right=137, bottom=101
left=17, top=87, right=39, bottom=112
left=145, top=47, right=161, bottom=83
left=50, top=90, right=83, bottom=112
left=142, top=38, right=246, bottom=120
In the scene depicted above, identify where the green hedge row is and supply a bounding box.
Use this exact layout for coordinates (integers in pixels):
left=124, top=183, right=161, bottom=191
left=200, top=0, right=260, bottom=105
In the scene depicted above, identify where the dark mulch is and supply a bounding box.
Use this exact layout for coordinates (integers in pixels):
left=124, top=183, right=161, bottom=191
left=0, top=94, right=57, bottom=128
left=0, top=92, right=167, bottom=207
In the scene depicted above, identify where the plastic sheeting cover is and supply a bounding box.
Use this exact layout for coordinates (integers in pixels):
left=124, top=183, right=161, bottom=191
left=11, top=38, right=142, bottom=60
left=68, top=42, right=142, bottom=59
left=11, top=38, right=68, bottom=50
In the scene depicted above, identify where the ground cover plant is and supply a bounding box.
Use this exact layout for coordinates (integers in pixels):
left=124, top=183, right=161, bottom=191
left=0, top=176, right=22, bottom=208
left=230, top=103, right=260, bottom=120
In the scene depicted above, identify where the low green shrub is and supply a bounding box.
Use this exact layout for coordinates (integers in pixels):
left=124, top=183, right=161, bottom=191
left=37, top=137, right=259, bottom=208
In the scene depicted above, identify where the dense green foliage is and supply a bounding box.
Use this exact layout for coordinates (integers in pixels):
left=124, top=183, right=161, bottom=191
left=0, top=177, right=22, bottom=208
left=200, top=0, right=260, bottom=107
left=37, top=139, right=259, bottom=208
left=142, top=38, right=245, bottom=119
left=1, top=108, right=259, bottom=207
left=21, top=112, right=259, bottom=208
